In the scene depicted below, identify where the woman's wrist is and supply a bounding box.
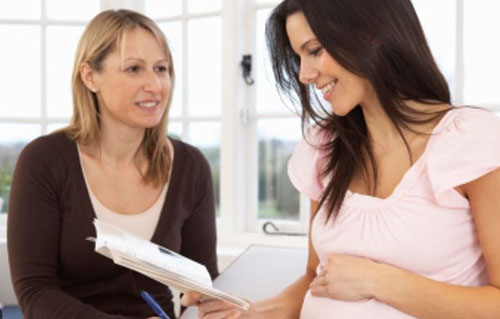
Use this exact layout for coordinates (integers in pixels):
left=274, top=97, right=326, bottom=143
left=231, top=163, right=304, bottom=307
left=369, top=261, right=402, bottom=303
left=367, top=261, right=393, bottom=301
left=252, top=296, right=298, bottom=319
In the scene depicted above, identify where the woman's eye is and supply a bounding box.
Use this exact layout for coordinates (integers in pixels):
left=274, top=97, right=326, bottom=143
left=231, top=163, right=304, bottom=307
left=125, top=65, right=140, bottom=73
left=309, top=47, right=322, bottom=57
left=155, top=65, right=168, bottom=73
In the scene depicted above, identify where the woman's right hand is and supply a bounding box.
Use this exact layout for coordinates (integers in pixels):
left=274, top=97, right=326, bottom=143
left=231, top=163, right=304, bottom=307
left=181, top=291, right=255, bottom=319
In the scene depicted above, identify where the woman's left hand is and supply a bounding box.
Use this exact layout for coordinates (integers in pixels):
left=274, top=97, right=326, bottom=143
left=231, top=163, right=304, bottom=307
left=309, top=253, right=381, bottom=302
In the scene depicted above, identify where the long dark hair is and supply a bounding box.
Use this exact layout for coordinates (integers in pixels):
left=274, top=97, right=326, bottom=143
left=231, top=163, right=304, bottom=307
left=266, top=0, right=451, bottom=219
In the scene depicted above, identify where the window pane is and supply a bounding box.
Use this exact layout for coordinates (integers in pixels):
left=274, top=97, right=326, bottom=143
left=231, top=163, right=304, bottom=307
left=168, top=122, right=183, bottom=140
left=257, top=119, right=300, bottom=220
left=0, top=0, right=40, bottom=19
left=0, top=25, right=41, bottom=118
left=411, top=0, right=456, bottom=97
left=256, top=9, right=291, bottom=114
left=188, top=122, right=221, bottom=215
left=188, top=17, right=221, bottom=116
left=0, top=124, right=41, bottom=213
left=47, top=122, right=69, bottom=134
left=46, top=0, right=100, bottom=20
left=160, top=21, right=183, bottom=118
left=146, top=0, right=182, bottom=18
left=188, top=0, right=221, bottom=14
left=47, top=26, right=85, bottom=118
left=463, top=0, right=500, bottom=104
left=253, top=0, right=280, bottom=5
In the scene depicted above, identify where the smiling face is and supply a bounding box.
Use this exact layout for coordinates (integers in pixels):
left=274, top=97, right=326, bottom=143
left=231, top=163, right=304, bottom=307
left=286, top=12, right=376, bottom=116
left=92, top=27, right=172, bottom=131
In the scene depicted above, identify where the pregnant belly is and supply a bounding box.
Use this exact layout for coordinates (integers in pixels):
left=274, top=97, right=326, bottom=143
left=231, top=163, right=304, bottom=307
left=300, top=290, right=415, bottom=319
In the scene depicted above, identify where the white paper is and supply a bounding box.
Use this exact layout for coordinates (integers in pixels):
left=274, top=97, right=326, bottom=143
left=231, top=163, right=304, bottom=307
left=90, top=218, right=250, bottom=311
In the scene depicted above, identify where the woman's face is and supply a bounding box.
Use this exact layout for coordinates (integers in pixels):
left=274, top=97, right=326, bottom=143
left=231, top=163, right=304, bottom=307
left=286, top=12, right=376, bottom=116
left=93, top=27, right=171, bottom=131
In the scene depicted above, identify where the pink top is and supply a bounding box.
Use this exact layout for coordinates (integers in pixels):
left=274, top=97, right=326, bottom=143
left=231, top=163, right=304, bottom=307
left=288, top=107, right=500, bottom=319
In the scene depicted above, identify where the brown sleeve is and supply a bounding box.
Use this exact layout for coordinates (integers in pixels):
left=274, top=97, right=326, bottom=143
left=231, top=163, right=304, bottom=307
left=7, top=138, right=127, bottom=319
left=179, top=148, right=219, bottom=280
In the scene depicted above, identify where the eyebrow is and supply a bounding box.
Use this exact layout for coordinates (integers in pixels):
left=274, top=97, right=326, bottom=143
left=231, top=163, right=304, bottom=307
left=124, top=57, right=169, bottom=64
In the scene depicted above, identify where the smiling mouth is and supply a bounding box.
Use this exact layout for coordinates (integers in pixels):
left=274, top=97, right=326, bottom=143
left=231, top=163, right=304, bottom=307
left=136, top=101, right=159, bottom=109
left=319, top=80, right=338, bottom=98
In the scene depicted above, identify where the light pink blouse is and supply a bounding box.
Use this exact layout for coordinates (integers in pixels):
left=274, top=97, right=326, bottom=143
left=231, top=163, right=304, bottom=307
left=288, top=107, right=500, bottom=319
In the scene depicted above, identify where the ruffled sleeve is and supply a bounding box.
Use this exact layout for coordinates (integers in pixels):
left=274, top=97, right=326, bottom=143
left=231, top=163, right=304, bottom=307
left=287, top=126, right=329, bottom=201
left=427, top=108, right=500, bottom=205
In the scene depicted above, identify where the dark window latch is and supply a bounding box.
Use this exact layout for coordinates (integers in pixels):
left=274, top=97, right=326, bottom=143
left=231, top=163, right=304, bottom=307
left=240, top=54, right=255, bottom=85
left=262, top=221, right=306, bottom=236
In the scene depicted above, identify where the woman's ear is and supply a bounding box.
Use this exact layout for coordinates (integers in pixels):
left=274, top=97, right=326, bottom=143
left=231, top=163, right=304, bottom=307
left=80, top=62, right=99, bottom=93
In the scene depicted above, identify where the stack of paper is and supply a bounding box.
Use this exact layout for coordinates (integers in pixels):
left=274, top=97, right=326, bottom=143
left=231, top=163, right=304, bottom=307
left=88, top=219, right=250, bottom=311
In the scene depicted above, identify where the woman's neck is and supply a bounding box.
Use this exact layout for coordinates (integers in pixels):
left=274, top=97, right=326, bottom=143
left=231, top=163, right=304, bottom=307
left=360, top=99, right=450, bottom=151
left=86, top=122, right=145, bottom=167
left=361, top=100, right=402, bottom=149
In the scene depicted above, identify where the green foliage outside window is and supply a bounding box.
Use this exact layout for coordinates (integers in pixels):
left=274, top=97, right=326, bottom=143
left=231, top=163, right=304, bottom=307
left=0, top=161, right=13, bottom=213
left=0, top=143, right=22, bottom=214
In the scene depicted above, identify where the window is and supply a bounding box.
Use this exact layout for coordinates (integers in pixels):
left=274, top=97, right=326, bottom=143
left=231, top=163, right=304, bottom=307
left=462, top=0, right=500, bottom=106
left=243, top=2, right=306, bottom=233
left=0, top=0, right=99, bottom=216
left=1, top=1, right=499, bottom=245
left=145, top=0, right=223, bottom=214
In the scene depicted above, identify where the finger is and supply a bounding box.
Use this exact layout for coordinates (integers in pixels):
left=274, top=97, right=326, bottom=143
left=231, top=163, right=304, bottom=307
left=181, top=291, right=204, bottom=306
left=310, top=284, right=328, bottom=297
left=317, top=267, right=327, bottom=277
left=199, top=300, right=236, bottom=317
left=228, top=309, right=242, bottom=319
left=202, top=308, right=241, bottom=319
left=309, top=276, right=328, bottom=289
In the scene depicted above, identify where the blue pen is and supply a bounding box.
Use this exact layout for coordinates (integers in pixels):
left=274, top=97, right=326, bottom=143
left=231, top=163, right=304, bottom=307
left=140, top=290, right=171, bottom=319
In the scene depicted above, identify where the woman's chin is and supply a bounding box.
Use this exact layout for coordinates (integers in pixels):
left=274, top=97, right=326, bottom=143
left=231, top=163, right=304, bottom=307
left=331, top=107, right=348, bottom=117
left=330, top=103, right=358, bottom=117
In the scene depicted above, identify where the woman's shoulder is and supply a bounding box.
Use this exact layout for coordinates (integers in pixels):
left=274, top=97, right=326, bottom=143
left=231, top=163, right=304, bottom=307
left=425, top=107, right=500, bottom=201
left=305, top=123, right=333, bottom=146
left=20, top=131, right=75, bottom=162
left=438, top=106, right=500, bottom=135
left=14, top=131, right=77, bottom=185
left=169, top=137, right=210, bottom=169
left=428, top=106, right=500, bottom=159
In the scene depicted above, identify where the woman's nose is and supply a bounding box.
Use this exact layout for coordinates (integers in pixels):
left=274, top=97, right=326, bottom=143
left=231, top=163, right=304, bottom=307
left=143, top=71, right=162, bottom=92
left=298, top=63, right=318, bottom=85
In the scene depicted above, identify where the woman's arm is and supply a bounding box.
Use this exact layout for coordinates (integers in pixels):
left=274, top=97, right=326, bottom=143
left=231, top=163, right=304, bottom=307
left=375, top=167, right=500, bottom=318
left=311, top=168, right=500, bottom=318
left=182, top=200, right=321, bottom=319
left=7, top=140, right=126, bottom=319
left=179, top=149, right=219, bottom=279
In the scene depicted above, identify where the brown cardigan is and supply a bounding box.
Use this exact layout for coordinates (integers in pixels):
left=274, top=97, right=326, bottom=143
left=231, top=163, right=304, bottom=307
left=7, top=132, right=218, bottom=319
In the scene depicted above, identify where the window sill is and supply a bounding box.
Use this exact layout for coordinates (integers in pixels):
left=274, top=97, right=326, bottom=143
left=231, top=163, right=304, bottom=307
left=217, top=230, right=307, bottom=251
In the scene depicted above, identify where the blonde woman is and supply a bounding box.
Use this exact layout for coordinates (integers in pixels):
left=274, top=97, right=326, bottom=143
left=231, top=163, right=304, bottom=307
left=8, top=9, right=218, bottom=319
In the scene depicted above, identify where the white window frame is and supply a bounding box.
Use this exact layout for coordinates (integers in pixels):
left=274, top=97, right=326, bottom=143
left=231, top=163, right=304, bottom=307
left=0, top=0, right=104, bottom=231
left=237, top=0, right=310, bottom=235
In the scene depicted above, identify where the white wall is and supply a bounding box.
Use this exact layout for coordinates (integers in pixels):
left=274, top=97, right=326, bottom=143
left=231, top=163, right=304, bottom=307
left=0, top=239, right=17, bottom=306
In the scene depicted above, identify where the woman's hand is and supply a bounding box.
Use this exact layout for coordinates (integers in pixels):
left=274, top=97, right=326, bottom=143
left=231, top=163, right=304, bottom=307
left=309, top=253, right=381, bottom=302
left=181, top=291, right=253, bottom=319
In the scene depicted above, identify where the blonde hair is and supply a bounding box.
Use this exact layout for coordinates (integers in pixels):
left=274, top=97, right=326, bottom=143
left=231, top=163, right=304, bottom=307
left=64, top=9, right=175, bottom=186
